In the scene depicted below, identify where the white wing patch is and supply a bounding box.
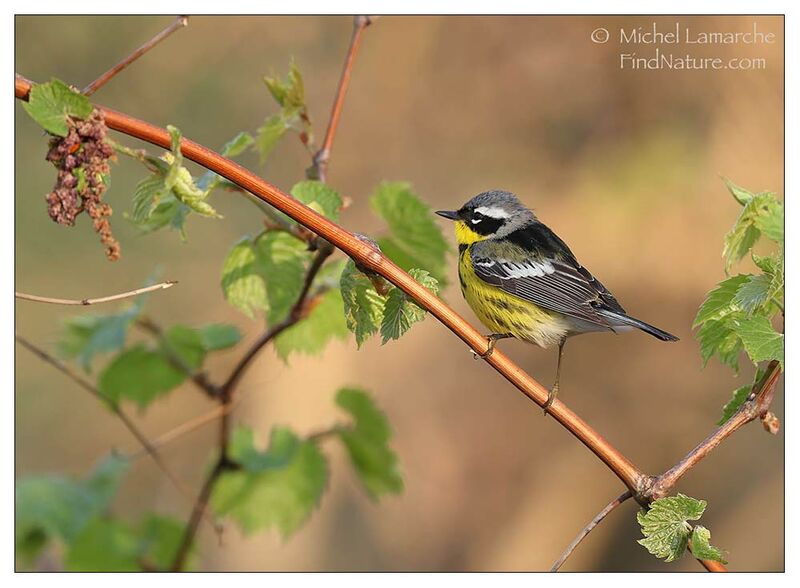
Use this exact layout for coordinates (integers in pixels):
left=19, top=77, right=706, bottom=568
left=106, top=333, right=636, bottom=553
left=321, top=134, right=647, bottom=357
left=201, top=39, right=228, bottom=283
left=475, top=258, right=555, bottom=278
left=473, top=206, right=511, bottom=219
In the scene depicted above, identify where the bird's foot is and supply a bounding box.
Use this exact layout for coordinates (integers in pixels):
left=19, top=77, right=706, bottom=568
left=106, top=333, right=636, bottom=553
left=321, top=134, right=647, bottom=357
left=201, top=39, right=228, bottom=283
left=542, top=385, right=559, bottom=416
left=472, top=333, right=508, bottom=360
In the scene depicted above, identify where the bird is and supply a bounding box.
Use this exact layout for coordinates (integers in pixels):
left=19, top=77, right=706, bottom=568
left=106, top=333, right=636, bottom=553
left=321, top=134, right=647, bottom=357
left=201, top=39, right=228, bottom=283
left=435, top=190, right=678, bottom=412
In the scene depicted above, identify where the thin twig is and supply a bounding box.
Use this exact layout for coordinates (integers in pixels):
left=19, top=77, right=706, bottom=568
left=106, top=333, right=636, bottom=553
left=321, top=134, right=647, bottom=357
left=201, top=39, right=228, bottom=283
left=550, top=490, right=633, bottom=572
left=170, top=458, right=228, bottom=571
left=135, top=316, right=221, bottom=398
left=82, top=16, right=189, bottom=96
left=15, top=280, right=176, bottom=306
left=220, top=242, right=335, bottom=398
left=126, top=403, right=234, bottom=461
left=646, top=360, right=782, bottom=501
left=309, top=16, right=372, bottom=182
left=14, top=335, right=202, bottom=516
left=17, top=76, right=781, bottom=572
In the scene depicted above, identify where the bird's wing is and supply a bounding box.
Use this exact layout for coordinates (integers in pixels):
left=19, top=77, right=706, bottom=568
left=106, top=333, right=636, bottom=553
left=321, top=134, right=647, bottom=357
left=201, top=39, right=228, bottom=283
left=470, top=229, right=626, bottom=328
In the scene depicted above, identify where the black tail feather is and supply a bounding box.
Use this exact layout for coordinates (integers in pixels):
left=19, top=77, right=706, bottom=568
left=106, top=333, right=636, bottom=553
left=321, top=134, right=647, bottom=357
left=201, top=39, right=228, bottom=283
left=598, top=311, right=679, bottom=342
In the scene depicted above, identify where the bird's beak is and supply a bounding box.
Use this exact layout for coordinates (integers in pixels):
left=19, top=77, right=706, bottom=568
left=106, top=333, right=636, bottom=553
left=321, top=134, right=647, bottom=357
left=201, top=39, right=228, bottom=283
left=435, top=210, right=459, bottom=221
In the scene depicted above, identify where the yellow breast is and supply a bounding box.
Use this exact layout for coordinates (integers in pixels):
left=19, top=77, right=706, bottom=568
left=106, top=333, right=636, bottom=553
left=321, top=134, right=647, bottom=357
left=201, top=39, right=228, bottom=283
left=458, top=245, right=569, bottom=348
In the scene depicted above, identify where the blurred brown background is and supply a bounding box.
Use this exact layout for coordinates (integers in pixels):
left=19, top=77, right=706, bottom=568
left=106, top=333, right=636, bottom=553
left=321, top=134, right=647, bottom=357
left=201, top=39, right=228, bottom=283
left=15, top=15, right=784, bottom=571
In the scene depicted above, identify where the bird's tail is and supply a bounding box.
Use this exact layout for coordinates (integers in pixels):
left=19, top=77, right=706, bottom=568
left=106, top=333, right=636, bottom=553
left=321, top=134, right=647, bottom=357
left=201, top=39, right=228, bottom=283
left=598, top=310, right=679, bottom=342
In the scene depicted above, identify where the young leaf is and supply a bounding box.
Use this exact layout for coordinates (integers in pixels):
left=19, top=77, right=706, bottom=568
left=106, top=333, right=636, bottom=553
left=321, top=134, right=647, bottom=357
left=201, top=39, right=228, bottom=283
left=696, top=317, right=743, bottom=371
left=197, top=324, right=242, bottom=350
left=274, top=289, right=349, bottom=361
left=16, top=455, right=129, bottom=559
left=98, top=345, right=185, bottom=408
left=690, top=526, right=727, bottom=564
left=57, top=304, right=142, bottom=371
left=693, top=275, right=749, bottom=327
left=637, top=494, right=707, bottom=562
left=335, top=388, right=403, bottom=500
left=221, top=131, right=255, bottom=157
left=717, top=384, right=751, bottom=426
left=221, top=237, right=268, bottom=318
left=290, top=180, right=342, bottom=220
left=255, top=114, right=288, bottom=164
left=137, top=515, right=188, bottom=570
left=21, top=78, right=93, bottom=136
left=65, top=518, right=140, bottom=571
left=340, top=260, right=386, bottom=347
left=733, top=274, right=772, bottom=314
left=723, top=191, right=783, bottom=270
left=380, top=269, right=439, bottom=343
left=211, top=427, right=328, bottom=538
left=730, top=315, right=784, bottom=365
left=370, top=182, right=451, bottom=285
left=255, top=231, right=310, bottom=325
left=163, top=325, right=206, bottom=369
left=722, top=177, right=754, bottom=205
left=264, top=60, right=305, bottom=114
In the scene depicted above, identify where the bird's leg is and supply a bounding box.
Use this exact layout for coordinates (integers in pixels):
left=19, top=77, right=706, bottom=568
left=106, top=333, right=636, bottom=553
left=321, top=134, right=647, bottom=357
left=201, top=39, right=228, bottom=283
left=543, top=338, right=567, bottom=415
left=473, top=333, right=514, bottom=359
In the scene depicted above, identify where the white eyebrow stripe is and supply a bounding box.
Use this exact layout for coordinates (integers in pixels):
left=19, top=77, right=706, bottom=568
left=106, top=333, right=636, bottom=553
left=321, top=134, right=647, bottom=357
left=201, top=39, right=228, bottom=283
left=473, top=206, right=510, bottom=219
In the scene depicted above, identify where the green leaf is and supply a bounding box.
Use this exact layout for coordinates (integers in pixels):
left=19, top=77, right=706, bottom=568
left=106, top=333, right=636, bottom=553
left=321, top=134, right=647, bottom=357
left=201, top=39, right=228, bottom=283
left=255, top=114, right=288, bottom=164
left=98, top=345, right=185, bottom=408
left=211, top=427, right=328, bottom=538
left=693, top=275, right=750, bottom=327
left=637, top=494, right=707, bottom=563
left=65, top=518, right=140, bottom=571
left=730, top=315, right=784, bottom=365
left=718, top=384, right=751, bottom=425
left=752, top=197, right=783, bottom=244
left=690, top=525, right=727, bottom=564
left=197, top=324, right=242, bottom=350
left=733, top=274, right=772, bottom=314
left=163, top=325, right=206, bottom=369
left=57, top=304, right=142, bottom=371
left=380, top=269, right=439, bottom=344
left=221, top=237, right=268, bottom=318
left=340, top=260, right=386, bottom=347
left=21, top=78, right=93, bottom=136
left=136, top=515, right=188, bottom=570
left=64, top=514, right=187, bottom=572
left=336, top=388, right=403, bottom=500
left=722, top=177, right=754, bottom=205
left=264, top=60, right=305, bottom=114
left=752, top=252, right=784, bottom=305
left=723, top=191, right=783, bottom=270
left=221, top=131, right=255, bottom=157
left=255, top=231, right=311, bottom=325
left=370, top=182, right=451, bottom=285
left=696, top=317, right=743, bottom=371
left=290, top=180, right=342, bottom=220
left=274, top=288, right=349, bottom=360
left=130, top=174, right=170, bottom=223
left=16, top=455, right=129, bottom=560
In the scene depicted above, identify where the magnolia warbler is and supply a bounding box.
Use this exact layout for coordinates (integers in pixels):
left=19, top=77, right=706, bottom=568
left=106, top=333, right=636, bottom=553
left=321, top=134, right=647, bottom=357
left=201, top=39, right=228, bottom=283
left=436, top=190, right=678, bottom=411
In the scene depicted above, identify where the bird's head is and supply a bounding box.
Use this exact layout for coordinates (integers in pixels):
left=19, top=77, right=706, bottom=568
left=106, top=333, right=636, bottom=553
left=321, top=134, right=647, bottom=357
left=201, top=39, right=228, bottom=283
left=436, top=190, right=535, bottom=244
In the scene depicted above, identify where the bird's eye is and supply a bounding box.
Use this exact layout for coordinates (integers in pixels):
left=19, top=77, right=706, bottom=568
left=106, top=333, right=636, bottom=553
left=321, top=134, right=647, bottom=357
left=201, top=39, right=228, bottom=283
left=470, top=212, right=484, bottom=225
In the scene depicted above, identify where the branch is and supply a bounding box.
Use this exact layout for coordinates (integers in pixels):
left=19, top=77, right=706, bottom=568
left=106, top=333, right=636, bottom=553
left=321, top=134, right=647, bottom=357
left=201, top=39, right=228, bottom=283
left=16, top=76, right=781, bottom=572
left=135, top=316, right=221, bottom=398
left=309, top=16, right=372, bottom=182
left=550, top=490, right=632, bottom=572
left=15, top=334, right=202, bottom=516
left=15, top=74, right=643, bottom=494
left=220, top=242, right=334, bottom=398
left=15, top=280, right=176, bottom=306
left=82, top=16, right=189, bottom=96
left=646, top=360, right=782, bottom=501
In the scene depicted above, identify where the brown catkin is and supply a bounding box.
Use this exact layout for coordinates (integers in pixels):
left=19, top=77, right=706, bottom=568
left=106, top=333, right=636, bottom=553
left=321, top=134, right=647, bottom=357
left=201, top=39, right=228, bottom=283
left=44, top=109, right=119, bottom=261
